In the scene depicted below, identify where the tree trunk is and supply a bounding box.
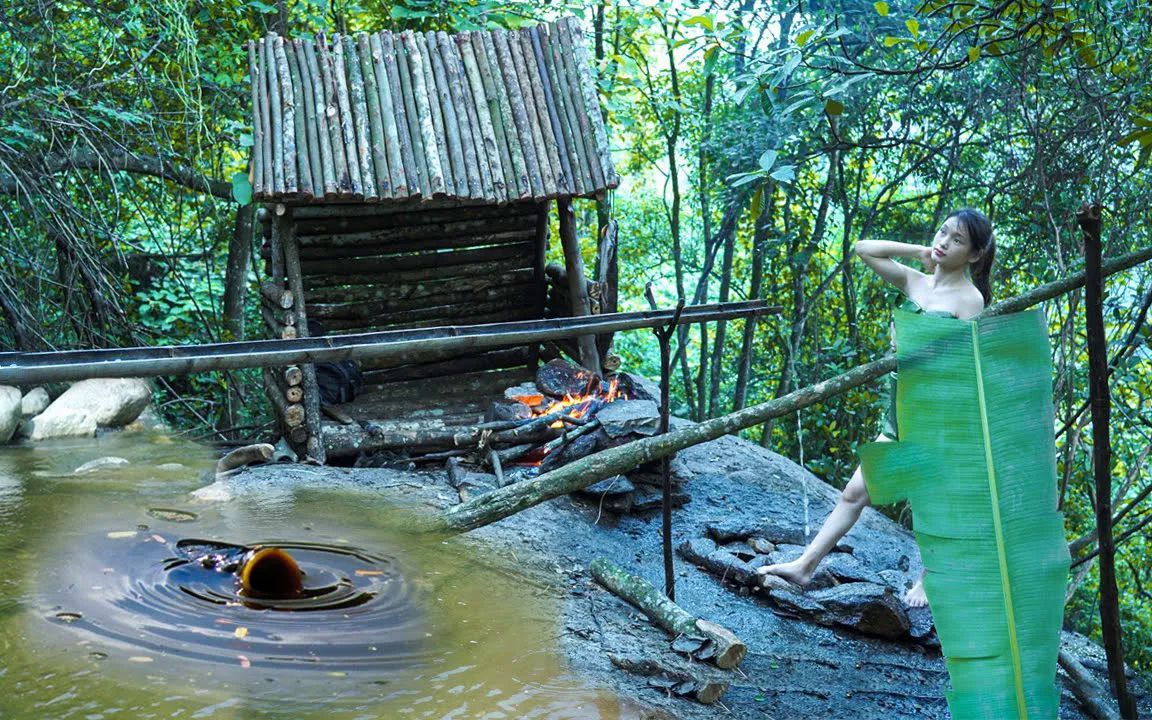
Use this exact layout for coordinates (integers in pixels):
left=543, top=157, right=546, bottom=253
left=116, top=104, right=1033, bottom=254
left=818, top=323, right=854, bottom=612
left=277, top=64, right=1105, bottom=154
left=1077, top=202, right=1137, bottom=719
left=733, top=188, right=772, bottom=411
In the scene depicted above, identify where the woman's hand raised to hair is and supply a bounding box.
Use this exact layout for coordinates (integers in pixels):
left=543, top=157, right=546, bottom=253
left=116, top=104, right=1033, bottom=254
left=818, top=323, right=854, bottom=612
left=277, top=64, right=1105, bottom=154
left=918, top=246, right=937, bottom=273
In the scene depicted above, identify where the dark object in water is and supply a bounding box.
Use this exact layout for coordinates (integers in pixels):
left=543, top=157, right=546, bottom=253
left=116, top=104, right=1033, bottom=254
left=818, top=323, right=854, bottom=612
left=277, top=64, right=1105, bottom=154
left=240, top=547, right=304, bottom=599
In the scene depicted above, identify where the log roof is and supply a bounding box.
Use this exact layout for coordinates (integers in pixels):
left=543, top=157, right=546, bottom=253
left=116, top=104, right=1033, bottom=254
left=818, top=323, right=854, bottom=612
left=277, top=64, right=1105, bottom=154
left=248, top=18, right=619, bottom=204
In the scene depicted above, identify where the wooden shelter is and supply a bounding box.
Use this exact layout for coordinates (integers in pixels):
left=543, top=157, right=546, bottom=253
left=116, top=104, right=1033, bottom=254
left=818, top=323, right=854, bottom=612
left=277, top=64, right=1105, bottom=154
left=248, top=18, right=619, bottom=463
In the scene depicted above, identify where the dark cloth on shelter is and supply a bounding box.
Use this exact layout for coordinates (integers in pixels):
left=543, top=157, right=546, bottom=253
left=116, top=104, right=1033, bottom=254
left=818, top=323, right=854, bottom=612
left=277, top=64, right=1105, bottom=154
left=879, top=298, right=959, bottom=440
left=306, top=319, right=364, bottom=405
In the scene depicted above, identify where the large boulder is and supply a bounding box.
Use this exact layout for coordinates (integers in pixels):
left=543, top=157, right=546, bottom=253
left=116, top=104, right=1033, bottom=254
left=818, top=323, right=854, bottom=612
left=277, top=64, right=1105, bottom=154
left=27, top=378, right=152, bottom=441
left=20, top=387, right=50, bottom=417
left=0, top=386, right=21, bottom=443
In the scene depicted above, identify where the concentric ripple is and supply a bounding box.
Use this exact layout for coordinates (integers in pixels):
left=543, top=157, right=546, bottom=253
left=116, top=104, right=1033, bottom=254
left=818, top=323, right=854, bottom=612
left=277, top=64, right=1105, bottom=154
left=47, top=533, right=428, bottom=672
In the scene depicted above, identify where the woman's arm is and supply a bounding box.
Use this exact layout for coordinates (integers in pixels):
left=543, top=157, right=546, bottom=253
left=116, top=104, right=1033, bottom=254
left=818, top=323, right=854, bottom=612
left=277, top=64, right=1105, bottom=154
left=853, top=240, right=934, bottom=292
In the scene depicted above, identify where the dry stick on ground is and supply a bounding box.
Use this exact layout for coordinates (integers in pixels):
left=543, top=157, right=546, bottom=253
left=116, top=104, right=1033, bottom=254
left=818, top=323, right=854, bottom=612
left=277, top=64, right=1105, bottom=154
left=1059, top=649, right=1122, bottom=720
left=607, top=654, right=728, bottom=705
left=1078, top=203, right=1137, bottom=720
left=435, top=244, right=1152, bottom=534
left=590, top=557, right=747, bottom=670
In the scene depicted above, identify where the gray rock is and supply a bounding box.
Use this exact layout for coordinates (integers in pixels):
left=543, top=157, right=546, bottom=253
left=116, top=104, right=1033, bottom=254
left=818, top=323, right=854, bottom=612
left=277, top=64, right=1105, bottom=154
left=577, top=475, right=636, bottom=497
left=74, top=456, right=131, bottom=474
left=20, top=387, right=49, bottom=417
left=30, top=379, right=152, bottom=440
left=618, top=372, right=662, bottom=404
left=821, top=552, right=884, bottom=585
left=27, top=409, right=97, bottom=441
left=808, top=582, right=911, bottom=639
left=596, top=399, right=661, bottom=438
left=0, top=386, right=21, bottom=443
left=536, top=359, right=596, bottom=398
left=630, top=486, right=690, bottom=513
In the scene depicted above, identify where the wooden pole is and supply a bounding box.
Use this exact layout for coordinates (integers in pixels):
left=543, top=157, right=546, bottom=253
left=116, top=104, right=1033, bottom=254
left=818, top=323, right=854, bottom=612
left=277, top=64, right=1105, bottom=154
left=393, top=32, right=430, bottom=195
left=265, top=36, right=285, bottom=195
left=469, top=32, right=515, bottom=201
left=357, top=32, right=391, bottom=199
left=284, top=40, right=315, bottom=199
left=316, top=33, right=352, bottom=194
left=529, top=27, right=574, bottom=195
left=416, top=31, right=452, bottom=196
left=340, top=34, right=377, bottom=199
left=439, top=32, right=481, bottom=199
left=492, top=30, right=543, bottom=198
left=590, top=558, right=747, bottom=670
left=369, top=32, right=407, bottom=197
left=334, top=35, right=367, bottom=199
left=294, top=39, right=329, bottom=198
left=456, top=34, right=497, bottom=201
left=280, top=210, right=326, bottom=464
left=480, top=31, right=529, bottom=199
left=544, top=24, right=592, bottom=196
left=510, top=29, right=557, bottom=193
left=403, top=31, right=446, bottom=196
left=557, top=196, right=599, bottom=372
left=248, top=41, right=265, bottom=196
left=425, top=31, right=465, bottom=197
left=273, top=37, right=299, bottom=194
left=555, top=20, right=604, bottom=192
left=563, top=17, right=617, bottom=187
left=1078, top=202, right=1136, bottom=719
left=382, top=31, right=420, bottom=196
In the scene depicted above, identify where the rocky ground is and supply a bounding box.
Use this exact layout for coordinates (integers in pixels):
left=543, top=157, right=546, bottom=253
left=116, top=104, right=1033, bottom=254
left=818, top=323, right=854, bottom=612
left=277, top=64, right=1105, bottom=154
left=215, top=430, right=1150, bottom=719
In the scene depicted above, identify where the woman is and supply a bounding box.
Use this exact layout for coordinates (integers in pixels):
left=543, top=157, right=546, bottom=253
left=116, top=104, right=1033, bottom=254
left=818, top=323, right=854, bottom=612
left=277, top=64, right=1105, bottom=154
left=758, top=208, right=996, bottom=607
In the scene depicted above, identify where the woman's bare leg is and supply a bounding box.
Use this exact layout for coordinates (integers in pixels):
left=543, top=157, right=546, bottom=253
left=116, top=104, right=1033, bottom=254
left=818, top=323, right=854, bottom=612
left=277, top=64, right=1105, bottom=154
left=758, top=432, right=891, bottom=587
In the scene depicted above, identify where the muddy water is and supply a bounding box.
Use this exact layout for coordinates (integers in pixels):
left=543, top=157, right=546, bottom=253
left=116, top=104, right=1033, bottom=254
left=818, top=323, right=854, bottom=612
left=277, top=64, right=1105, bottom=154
left=0, top=432, right=629, bottom=719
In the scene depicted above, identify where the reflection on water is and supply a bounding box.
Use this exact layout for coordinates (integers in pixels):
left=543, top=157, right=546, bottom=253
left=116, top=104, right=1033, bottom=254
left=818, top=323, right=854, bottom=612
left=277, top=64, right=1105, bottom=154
left=0, top=432, right=630, bottom=719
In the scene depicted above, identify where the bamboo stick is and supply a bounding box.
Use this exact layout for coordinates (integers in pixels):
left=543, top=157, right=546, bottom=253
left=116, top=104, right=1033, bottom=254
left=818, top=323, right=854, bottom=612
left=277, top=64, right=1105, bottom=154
left=2, top=301, right=778, bottom=385
left=480, top=31, right=529, bottom=200
left=284, top=40, right=316, bottom=198
left=439, top=33, right=482, bottom=199
left=465, top=31, right=506, bottom=199
left=381, top=31, right=420, bottom=197
left=316, top=33, right=352, bottom=194
left=543, top=24, right=592, bottom=196
left=332, top=36, right=364, bottom=197
left=258, top=40, right=276, bottom=197
left=296, top=39, right=332, bottom=198
left=369, top=33, right=407, bottom=197
left=415, top=31, right=452, bottom=197
left=280, top=213, right=326, bottom=463
left=456, top=34, right=497, bottom=201
left=273, top=36, right=299, bottom=194
left=248, top=41, right=266, bottom=196
left=393, top=32, right=431, bottom=195
left=265, top=36, right=285, bottom=195
left=492, top=30, right=544, bottom=198
left=426, top=31, right=466, bottom=198
left=357, top=33, right=391, bottom=199
left=402, top=31, right=445, bottom=196
left=556, top=19, right=605, bottom=191
left=469, top=32, right=515, bottom=201
left=563, top=17, right=617, bottom=188
left=341, top=34, right=375, bottom=200
left=509, top=29, right=557, bottom=194
left=529, top=28, right=573, bottom=195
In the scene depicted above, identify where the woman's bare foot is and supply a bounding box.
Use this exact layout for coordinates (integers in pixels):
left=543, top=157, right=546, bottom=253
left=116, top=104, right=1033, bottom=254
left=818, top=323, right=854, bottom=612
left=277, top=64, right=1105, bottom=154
left=757, top=558, right=815, bottom=587
left=904, top=577, right=928, bottom=607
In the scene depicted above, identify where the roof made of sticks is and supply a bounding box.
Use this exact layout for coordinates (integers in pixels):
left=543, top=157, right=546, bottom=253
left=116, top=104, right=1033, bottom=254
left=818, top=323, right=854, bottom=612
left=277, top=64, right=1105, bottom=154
left=248, top=18, right=620, bottom=205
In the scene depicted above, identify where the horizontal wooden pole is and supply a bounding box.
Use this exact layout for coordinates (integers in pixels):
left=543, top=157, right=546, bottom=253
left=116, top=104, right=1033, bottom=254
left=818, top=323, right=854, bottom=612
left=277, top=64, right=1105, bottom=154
left=0, top=301, right=779, bottom=384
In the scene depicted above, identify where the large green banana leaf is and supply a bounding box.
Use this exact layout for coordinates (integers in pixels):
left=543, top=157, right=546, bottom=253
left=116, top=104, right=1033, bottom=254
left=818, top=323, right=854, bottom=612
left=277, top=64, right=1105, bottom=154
left=859, top=308, right=1070, bottom=719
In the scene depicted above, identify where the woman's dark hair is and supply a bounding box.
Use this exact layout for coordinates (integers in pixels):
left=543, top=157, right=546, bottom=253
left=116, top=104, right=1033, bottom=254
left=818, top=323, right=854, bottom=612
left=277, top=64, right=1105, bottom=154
left=946, top=207, right=996, bottom=306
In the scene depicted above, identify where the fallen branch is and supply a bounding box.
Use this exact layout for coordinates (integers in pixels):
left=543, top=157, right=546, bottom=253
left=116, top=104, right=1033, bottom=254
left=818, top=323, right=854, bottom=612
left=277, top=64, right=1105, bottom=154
left=608, top=653, right=728, bottom=705
left=215, top=443, right=274, bottom=476
left=1058, top=649, right=1120, bottom=720
left=590, top=557, right=747, bottom=670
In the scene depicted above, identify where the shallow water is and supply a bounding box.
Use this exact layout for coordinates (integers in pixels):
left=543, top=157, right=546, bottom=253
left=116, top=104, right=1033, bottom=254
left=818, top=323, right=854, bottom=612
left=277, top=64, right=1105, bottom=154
left=0, top=432, right=629, bottom=719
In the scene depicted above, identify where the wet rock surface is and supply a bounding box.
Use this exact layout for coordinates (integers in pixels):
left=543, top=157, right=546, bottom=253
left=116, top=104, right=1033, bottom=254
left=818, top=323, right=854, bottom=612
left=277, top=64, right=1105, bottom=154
left=214, top=432, right=1150, bottom=719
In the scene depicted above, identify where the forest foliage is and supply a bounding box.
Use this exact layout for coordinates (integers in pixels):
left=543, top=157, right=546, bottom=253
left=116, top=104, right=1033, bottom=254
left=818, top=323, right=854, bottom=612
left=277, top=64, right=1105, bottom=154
left=2, top=0, right=1151, bottom=674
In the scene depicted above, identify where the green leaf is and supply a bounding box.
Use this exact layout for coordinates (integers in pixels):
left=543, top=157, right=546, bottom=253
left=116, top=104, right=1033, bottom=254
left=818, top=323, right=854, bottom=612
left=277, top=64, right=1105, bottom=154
left=824, top=98, right=845, bottom=116
left=906, top=18, right=920, bottom=38
left=859, top=310, right=1069, bottom=719
left=758, top=149, right=778, bottom=171
left=684, top=14, right=714, bottom=31
left=797, top=29, right=815, bottom=46
left=703, top=45, right=719, bottom=76
left=883, top=36, right=901, bottom=47
left=231, top=172, right=252, bottom=205
left=769, top=165, right=796, bottom=183
left=750, top=186, right=764, bottom=220
left=967, top=46, right=981, bottom=62
left=874, top=1, right=889, bottom=15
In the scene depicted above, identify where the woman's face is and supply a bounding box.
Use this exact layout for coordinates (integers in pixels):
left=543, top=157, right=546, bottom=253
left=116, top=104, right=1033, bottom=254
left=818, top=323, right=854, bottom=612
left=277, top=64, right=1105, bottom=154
left=931, top=217, right=980, bottom=270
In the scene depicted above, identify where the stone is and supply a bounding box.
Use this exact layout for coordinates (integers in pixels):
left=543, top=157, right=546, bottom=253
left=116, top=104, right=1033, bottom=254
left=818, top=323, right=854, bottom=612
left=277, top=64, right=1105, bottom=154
left=503, top=383, right=545, bottom=408
left=487, top=400, right=533, bottom=422
left=821, top=552, right=884, bottom=585
left=629, top=486, right=691, bottom=513
left=20, top=387, right=49, bottom=417
left=33, top=378, right=152, bottom=434
left=26, top=409, right=98, bottom=441
left=749, top=537, right=777, bottom=554
left=808, top=582, right=912, bottom=640
left=617, top=372, right=662, bottom=404
left=0, top=386, right=21, bottom=443
left=573, top=475, right=635, bottom=514
left=74, top=457, right=131, bottom=474
left=596, top=399, right=661, bottom=438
